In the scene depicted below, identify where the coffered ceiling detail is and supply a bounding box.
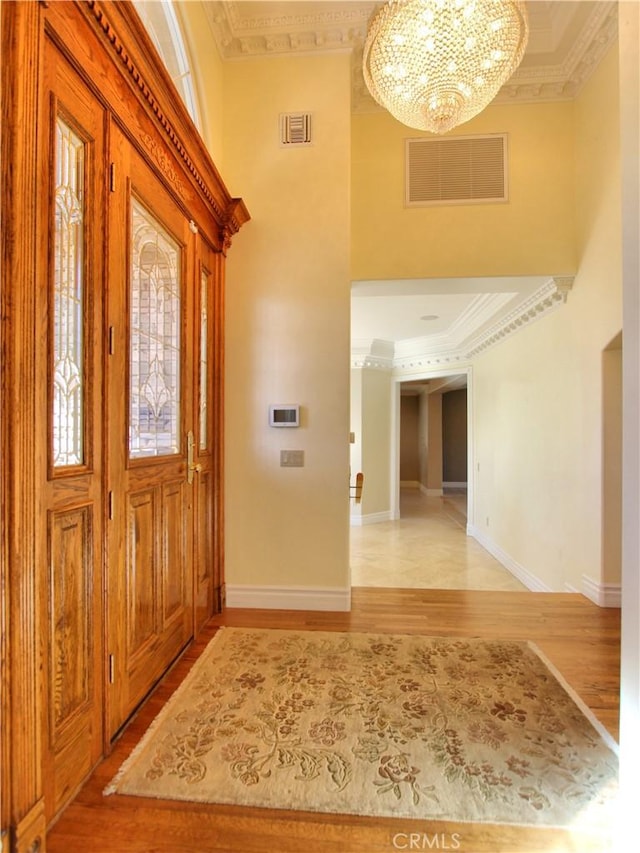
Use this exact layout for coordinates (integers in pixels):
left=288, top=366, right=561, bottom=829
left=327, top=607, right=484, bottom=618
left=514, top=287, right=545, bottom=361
left=204, top=1, right=618, bottom=107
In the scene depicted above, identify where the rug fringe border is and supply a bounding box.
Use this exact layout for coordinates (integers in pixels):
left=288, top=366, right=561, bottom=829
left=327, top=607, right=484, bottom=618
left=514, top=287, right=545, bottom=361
left=103, top=627, right=229, bottom=796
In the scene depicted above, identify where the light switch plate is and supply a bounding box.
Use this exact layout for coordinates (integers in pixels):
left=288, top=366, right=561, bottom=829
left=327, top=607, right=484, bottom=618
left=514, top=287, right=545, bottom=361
left=280, top=450, right=304, bottom=467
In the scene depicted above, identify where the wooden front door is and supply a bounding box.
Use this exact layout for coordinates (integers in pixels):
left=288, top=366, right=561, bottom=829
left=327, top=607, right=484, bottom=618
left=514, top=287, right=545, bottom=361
left=4, top=3, right=248, bottom=842
left=106, top=121, right=196, bottom=736
left=39, top=37, right=106, bottom=821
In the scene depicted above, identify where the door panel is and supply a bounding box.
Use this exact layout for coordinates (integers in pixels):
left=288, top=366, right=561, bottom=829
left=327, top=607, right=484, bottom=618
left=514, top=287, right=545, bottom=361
left=163, top=480, right=188, bottom=621
left=40, top=40, right=106, bottom=819
left=107, top=120, right=195, bottom=736
left=127, top=490, right=157, bottom=654
left=49, top=506, right=93, bottom=729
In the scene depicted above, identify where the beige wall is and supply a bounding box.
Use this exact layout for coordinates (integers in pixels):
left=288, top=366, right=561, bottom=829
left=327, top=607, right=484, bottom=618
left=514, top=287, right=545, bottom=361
left=602, top=339, right=622, bottom=585
left=472, top=44, right=622, bottom=592
left=352, top=100, right=576, bottom=280
left=350, top=368, right=363, bottom=479
left=221, top=52, right=352, bottom=592
left=182, top=14, right=622, bottom=600
left=359, top=368, right=393, bottom=517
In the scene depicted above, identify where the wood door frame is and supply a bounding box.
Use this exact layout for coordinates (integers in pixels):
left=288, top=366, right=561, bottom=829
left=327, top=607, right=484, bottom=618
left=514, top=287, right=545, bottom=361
left=1, top=2, right=248, bottom=850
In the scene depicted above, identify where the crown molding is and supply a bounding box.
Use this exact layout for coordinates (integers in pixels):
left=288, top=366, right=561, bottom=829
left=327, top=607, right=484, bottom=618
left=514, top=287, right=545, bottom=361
left=463, top=276, right=574, bottom=358
left=84, top=0, right=250, bottom=249
left=351, top=277, right=575, bottom=370
left=497, top=1, right=618, bottom=104
left=351, top=338, right=394, bottom=370
left=394, top=293, right=517, bottom=361
left=206, top=0, right=370, bottom=59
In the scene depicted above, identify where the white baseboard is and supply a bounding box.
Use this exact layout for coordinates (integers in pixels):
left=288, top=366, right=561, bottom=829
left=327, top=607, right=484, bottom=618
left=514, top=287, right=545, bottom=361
left=419, top=484, right=443, bottom=497
left=468, top=528, right=621, bottom=607
left=225, top=585, right=351, bottom=612
left=467, top=525, right=552, bottom=592
left=350, top=510, right=393, bottom=526
left=581, top=575, right=622, bottom=608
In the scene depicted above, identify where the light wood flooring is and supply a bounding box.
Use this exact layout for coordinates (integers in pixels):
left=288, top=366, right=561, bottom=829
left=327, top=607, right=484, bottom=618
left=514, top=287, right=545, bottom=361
left=46, top=588, right=620, bottom=853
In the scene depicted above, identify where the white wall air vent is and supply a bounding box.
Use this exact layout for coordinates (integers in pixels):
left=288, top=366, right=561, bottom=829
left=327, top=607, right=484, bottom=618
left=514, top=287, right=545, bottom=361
left=280, top=112, right=312, bottom=147
left=406, top=133, right=508, bottom=206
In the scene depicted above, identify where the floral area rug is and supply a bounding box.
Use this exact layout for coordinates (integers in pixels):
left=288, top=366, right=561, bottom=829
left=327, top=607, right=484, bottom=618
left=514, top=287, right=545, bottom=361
left=105, top=628, right=618, bottom=829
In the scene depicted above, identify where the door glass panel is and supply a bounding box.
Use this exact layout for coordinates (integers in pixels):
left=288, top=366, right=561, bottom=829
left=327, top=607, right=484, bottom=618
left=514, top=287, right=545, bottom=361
left=53, top=117, right=85, bottom=467
left=129, top=199, right=181, bottom=458
left=199, top=268, right=208, bottom=450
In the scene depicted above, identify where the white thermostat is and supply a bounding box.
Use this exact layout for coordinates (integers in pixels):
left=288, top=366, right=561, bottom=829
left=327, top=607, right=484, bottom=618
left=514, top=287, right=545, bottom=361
left=269, top=405, right=300, bottom=427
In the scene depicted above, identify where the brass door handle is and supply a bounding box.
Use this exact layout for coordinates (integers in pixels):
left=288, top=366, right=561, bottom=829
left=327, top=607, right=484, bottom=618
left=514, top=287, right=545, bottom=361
left=186, top=430, right=201, bottom=484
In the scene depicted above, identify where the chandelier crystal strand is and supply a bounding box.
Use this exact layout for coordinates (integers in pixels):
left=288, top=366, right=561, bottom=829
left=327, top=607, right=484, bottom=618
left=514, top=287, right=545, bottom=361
left=363, top=0, right=529, bottom=134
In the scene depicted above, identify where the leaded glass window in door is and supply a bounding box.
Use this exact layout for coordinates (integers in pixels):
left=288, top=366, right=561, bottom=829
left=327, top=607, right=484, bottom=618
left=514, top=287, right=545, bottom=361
left=53, top=117, right=85, bottom=468
left=199, top=268, right=209, bottom=451
left=129, top=199, right=181, bottom=458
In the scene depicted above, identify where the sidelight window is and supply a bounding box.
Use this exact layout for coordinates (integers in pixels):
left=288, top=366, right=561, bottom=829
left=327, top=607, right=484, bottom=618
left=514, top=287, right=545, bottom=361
left=52, top=117, right=85, bottom=468
left=199, top=268, right=209, bottom=450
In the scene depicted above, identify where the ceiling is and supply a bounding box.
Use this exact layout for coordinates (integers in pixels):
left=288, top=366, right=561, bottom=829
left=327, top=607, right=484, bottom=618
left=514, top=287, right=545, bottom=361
left=205, top=1, right=618, bottom=108
left=201, top=2, right=616, bottom=365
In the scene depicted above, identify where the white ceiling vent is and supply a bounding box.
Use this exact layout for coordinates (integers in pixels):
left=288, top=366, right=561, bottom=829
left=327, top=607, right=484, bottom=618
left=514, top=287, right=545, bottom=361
left=280, top=112, right=312, bottom=147
left=406, top=134, right=508, bottom=206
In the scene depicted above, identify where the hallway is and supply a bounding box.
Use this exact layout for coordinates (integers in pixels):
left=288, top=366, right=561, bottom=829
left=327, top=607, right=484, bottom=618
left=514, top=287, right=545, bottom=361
left=350, top=487, right=527, bottom=591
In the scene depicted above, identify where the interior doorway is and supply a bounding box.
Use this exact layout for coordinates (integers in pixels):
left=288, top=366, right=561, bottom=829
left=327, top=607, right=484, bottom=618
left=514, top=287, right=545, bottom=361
left=398, top=375, right=468, bottom=513
left=350, top=365, right=527, bottom=591
left=390, top=368, right=474, bottom=525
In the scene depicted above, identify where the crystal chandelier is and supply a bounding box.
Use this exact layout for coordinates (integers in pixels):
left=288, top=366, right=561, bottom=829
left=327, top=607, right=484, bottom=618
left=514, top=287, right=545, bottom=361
left=363, top=0, right=529, bottom=134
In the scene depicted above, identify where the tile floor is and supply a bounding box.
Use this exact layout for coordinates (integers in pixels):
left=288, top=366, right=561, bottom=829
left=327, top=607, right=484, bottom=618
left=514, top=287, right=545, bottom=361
left=350, top=487, right=528, bottom=591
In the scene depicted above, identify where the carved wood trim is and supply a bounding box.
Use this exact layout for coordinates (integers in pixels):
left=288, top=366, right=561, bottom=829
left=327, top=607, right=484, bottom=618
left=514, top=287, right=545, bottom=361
left=82, top=0, right=249, bottom=245
left=139, top=132, right=187, bottom=197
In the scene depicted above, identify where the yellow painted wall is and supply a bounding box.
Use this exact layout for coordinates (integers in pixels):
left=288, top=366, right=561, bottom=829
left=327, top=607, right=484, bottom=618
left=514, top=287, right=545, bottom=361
left=180, top=9, right=621, bottom=599
left=360, top=368, right=392, bottom=516
left=472, top=44, right=622, bottom=592
left=351, top=101, right=576, bottom=280
left=350, top=369, right=363, bottom=523
left=222, top=53, right=352, bottom=591
left=602, top=340, right=622, bottom=585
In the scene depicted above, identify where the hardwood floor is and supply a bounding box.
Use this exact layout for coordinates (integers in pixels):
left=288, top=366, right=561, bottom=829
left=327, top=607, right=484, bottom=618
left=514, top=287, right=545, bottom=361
left=46, top=589, right=620, bottom=853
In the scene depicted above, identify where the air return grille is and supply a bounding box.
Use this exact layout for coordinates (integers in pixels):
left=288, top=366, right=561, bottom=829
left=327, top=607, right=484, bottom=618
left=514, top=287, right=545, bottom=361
left=405, top=133, right=508, bottom=206
left=280, top=113, right=312, bottom=147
